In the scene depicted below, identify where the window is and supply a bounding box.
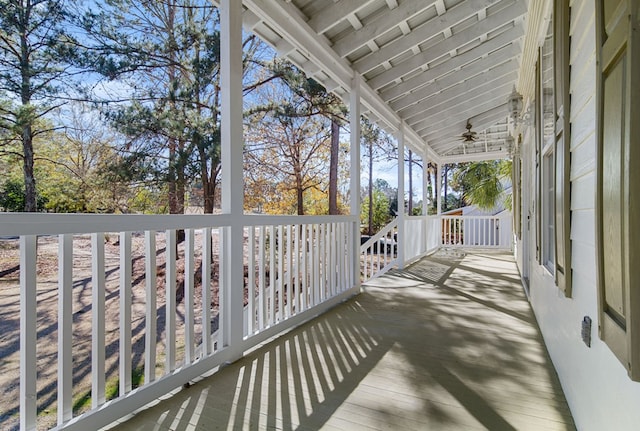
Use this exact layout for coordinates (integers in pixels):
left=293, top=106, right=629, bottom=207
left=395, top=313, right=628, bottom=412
left=596, top=0, right=640, bottom=381
left=542, top=151, right=555, bottom=271
left=534, top=0, right=571, bottom=295
left=540, top=15, right=555, bottom=272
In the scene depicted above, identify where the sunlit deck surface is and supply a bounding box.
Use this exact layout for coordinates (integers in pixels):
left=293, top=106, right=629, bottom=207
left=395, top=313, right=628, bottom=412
left=109, top=250, right=575, bottom=431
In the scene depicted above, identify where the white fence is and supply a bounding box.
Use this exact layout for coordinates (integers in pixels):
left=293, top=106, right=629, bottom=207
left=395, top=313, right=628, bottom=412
left=441, top=214, right=513, bottom=248
left=360, top=218, right=398, bottom=283
left=0, top=213, right=358, bottom=431
left=403, top=216, right=441, bottom=264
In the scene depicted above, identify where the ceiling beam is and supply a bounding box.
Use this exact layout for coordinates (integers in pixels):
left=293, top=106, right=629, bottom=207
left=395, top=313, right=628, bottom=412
left=242, top=0, right=440, bottom=162
left=423, top=106, right=508, bottom=145
left=440, top=149, right=510, bottom=163
left=379, top=29, right=521, bottom=102
left=402, top=71, right=517, bottom=125
left=414, top=89, right=511, bottom=135
left=362, top=0, right=526, bottom=85
left=332, top=0, right=438, bottom=57
left=395, top=58, right=517, bottom=115
left=306, top=0, right=377, bottom=34
left=364, top=3, right=524, bottom=89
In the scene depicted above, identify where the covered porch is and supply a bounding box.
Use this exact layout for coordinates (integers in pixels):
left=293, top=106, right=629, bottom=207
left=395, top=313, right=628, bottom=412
left=0, top=0, right=583, bottom=429
left=108, top=250, right=574, bottom=431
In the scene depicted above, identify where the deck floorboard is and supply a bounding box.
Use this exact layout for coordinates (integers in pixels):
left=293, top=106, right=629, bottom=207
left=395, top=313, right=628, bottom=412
left=109, top=250, right=575, bottom=431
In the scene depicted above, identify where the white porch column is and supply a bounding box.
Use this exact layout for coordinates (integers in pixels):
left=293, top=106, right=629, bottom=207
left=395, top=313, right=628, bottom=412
left=220, top=0, right=244, bottom=357
left=397, top=128, right=405, bottom=268
left=436, top=163, right=442, bottom=216
left=422, top=151, right=428, bottom=217
left=422, top=151, right=429, bottom=255
left=350, top=76, right=361, bottom=289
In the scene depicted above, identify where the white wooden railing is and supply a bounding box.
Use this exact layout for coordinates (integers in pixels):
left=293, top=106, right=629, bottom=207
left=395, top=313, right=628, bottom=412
left=441, top=214, right=513, bottom=249
left=403, top=215, right=441, bottom=264
left=0, top=211, right=513, bottom=430
left=0, top=213, right=358, bottom=431
left=360, top=218, right=398, bottom=283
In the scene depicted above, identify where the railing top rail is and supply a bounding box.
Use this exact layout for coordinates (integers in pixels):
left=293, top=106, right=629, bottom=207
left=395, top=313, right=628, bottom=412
left=441, top=214, right=506, bottom=220
left=361, top=218, right=398, bottom=251
left=0, top=213, right=359, bottom=237
left=0, top=213, right=235, bottom=236
left=404, top=215, right=440, bottom=220
left=243, top=214, right=357, bottom=226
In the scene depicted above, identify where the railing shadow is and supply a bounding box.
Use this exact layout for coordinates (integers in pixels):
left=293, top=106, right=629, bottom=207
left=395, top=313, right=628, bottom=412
left=110, top=299, right=394, bottom=430
left=112, top=250, right=574, bottom=430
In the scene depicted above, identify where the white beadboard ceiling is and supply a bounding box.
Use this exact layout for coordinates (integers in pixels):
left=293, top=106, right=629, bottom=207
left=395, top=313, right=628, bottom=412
left=242, top=0, right=528, bottom=163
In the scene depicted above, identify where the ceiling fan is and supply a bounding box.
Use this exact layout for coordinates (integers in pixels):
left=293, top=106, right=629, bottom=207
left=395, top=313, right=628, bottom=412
left=460, top=121, right=479, bottom=143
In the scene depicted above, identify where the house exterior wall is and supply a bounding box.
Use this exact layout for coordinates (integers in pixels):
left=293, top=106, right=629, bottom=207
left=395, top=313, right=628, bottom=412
left=517, top=1, right=640, bottom=429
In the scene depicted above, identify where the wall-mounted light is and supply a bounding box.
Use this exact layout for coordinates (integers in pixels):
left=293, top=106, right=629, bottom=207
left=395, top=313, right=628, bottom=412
left=507, top=86, right=523, bottom=125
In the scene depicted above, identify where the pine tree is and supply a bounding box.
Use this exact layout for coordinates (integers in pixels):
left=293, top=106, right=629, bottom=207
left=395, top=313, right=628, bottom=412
left=0, top=0, right=75, bottom=211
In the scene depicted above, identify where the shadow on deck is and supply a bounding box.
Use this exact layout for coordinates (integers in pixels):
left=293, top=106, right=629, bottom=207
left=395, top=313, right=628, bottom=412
left=109, top=250, right=575, bottom=430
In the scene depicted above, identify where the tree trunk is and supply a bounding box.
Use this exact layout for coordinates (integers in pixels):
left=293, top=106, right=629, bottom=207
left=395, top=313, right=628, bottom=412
left=22, top=126, right=36, bottom=212
left=426, top=162, right=434, bottom=212
left=296, top=184, right=305, bottom=215
left=20, top=12, right=36, bottom=212
left=443, top=164, right=448, bottom=212
left=329, top=116, right=340, bottom=214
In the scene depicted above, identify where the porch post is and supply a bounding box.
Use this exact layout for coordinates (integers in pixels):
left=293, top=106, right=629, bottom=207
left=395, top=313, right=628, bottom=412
left=397, top=128, right=405, bottom=268
left=350, top=76, right=361, bottom=289
left=220, top=0, right=244, bottom=357
left=422, top=151, right=428, bottom=217
left=436, top=163, right=442, bottom=216
left=436, top=162, right=443, bottom=247
left=422, top=150, right=428, bottom=255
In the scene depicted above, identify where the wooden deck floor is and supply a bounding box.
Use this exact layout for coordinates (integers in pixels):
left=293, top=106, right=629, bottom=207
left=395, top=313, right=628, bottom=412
left=109, top=250, right=575, bottom=431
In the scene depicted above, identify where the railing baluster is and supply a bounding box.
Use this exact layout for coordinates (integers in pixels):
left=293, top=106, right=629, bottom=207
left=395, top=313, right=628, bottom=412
left=145, top=231, right=157, bottom=383
left=184, top=228, right=195, bottom=363
left=247, top=227, right=255, bottom=337
left=293, top=223, right=299, bottom=314
left=482, top=219, right=486, bottom=246
left=312, top=225, right=318, bottom=306
left=119, top=231, right=132, bottom=394
left=91, top=233, right=106, bottom=408
left=20, top=235, right=37, bottom=431
left=286, top=225, right=292, bottom=318
left=269, top=225, right=275, bottom=327
left=202, top=228, right=212, bottom=353
left=58, top=234, right=73, bottom=425
left=277, top=225, right=284, bottom=322
left=319, top=223, right=326, bottom=301
left=258, top=226, right=265, bottom=331
left=301, top=224, right=308, bottom=310
left=330, top=223, right=336, bottom=297
left=166, top=230, right=177, bottom=372
left=338, top=223, right=343, bottom=291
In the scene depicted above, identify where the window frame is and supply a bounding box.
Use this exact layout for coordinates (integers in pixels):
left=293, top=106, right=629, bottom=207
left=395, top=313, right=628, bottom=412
left=534, top=0, right=572, bottom=295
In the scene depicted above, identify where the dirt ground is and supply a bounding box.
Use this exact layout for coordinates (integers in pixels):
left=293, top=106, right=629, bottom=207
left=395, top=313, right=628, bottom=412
left=0, top=232, right=222, bottom=431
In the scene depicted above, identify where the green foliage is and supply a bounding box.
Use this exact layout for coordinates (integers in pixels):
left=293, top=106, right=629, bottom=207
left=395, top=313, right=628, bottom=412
left=452, top=160, right=512, bottom=211
left=361, top=189, right=391, bottom=233
left=0, top=0, right=76, bottom=211
left=80, top=1, right=266, bottom=213
left=0, top=178, right=47, bottom=212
